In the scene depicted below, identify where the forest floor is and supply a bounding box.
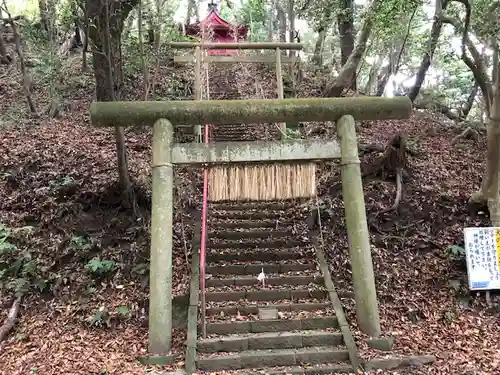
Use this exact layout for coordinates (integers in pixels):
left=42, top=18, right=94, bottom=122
left=0, top=58, right=499, bottom=375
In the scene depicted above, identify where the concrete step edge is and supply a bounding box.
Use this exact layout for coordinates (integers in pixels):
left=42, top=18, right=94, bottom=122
left=203, top=316, right=339, bottom=335
left=205, top=288, right=327, bottom=302
left=205, top=262, right=316, bottom=275
left=196, top=346, right=350, bottom=371
left=225, top=363, right=355, bottom=375
left=206, top=302, right=332, bottom=316
left=206, top=275, right=323, bottom=287
left=197, top=331, right=344, bottom=353
left=208, top=230, right=294, bottom=240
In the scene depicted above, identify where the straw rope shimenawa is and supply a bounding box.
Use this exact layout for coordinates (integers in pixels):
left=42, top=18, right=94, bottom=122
left=208, top=163, right=317, bottom=201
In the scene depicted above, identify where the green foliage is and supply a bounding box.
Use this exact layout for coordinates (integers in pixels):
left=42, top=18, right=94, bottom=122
left=85, top=258, right=116, bottom=277
left=238, top=0, right=268, bottom=26
left=469, top=0, right=500, bottom=42
left=90, top=305, right=131, bottom=327
left=71, top=234, right=94, bottom=251
left=90, top=306, right=111, bottom=327
left=284, top=128, right=302, bottom=139
left=123, top=35, right=151, bottom=76
left=0, top=224, right=40, bottom=296
left=117, top=305, right=130, bottom=317
left=0, top=225, right=16, bottom=254
left=447, top=244, right=466, bottom=258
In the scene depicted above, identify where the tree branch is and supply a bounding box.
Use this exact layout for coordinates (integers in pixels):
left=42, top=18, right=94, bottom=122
left=440, top=14, right=493, bottom=111
left=0, top=295, right=22, bottom=342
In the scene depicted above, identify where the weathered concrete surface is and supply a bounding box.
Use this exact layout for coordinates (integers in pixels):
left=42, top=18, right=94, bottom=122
left=149, top=119, right=174, bottom=354
left=197, top=331, right=343, bottom=353
left=90, top=96, right=412, bottom=127
left=205, top=289, right=327, bottom=303
left=171, top=139, right=341, bottom=165
left=205, top=316, right=338, bottom=335
left=206, top=302, right=332, bottom=317
left=196, top=347, right=350, bottom=371
left=367, top=336, right=396, bottom=351
left=151, top=371, right=186, bottom=375
left=137, top=354, right=176, bottom=366
left=337, top=114, right=380, bottom=337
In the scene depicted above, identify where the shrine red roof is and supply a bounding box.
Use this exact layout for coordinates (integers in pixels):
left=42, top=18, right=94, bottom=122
left=183, top=9, right=248, bottom=38
left=201, top=9, right=231, bottom=27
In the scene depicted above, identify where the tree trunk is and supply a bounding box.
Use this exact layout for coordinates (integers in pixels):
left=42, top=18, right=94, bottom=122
left=38, top=0, right=50, bottom=32
left=376, top=64, right=390, bottom=96
left=87, top=0, right=138, bottom=198
left=364, top=54, right=382, bottom=94
left=267, top=2, right=274, bottom=41
left=470, top=49, right=500, bottom=209
left=147, top=0, right=163, bottom=100
left=287, top=0, right=295, bottom=56
left=312, top=28, right=325, bottom=65
left=376, top=7, right=416, bottom=97
left=337, top=0, right=354, bottom=65
left=276, top=2, right=286, bottom=43
left=82, top=16, right=89, bottom=71
left=138, top=0, right=149, bottom=100
left=408, top=0, right=447, bottom=102
left=3, top=5, right=36, bottom=113
left=474, top=77, right=500, bottom=223
left=441, top=13, right=492, bottom=117
left=323, top=0, right=380, bottom=97
left=458, top=82, right=478, bottom=120
left=0, top=8, right=10, bottom=64
left=267, top=0, right=274, bottom=41
left=337, top=0, right=355, bottom=89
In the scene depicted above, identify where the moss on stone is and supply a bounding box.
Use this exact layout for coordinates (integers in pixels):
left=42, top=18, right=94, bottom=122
left=90, top=97, right=411, bottom=128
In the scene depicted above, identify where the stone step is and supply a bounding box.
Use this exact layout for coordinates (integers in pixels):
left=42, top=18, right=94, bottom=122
left=209, top=220, right=294, bottom=229
left=208, top=230, right=294, bottom=240
left=211, top=135, right=249, bottom=138
left=206, top=249, right=310, bottom=263
left=208, top=239, right=307, bottom=250
left=196, top=347, right=349, bottom=371
left=206, top=275, right=323, bottom=287
left=213, top=134, right=246, bottom=138
left=212, top=137, right=244, bottom=141
left=198, top=331, right=344, bottom=353
left=206, top=262, right=316, bottom=275
left=210, top=202, right=297, bottom=211
left=205, top=289, right=326, bottom=302
left=226, top=363, right=355, bottom=374
left=210, top=211, right=294, bottom=220
left=204, top=316, right=338, bottom=335
left=206, top=302, right=331, bottom=316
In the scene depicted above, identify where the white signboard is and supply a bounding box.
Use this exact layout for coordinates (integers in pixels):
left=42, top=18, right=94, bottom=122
left=464, top=227, right=500, bottom=290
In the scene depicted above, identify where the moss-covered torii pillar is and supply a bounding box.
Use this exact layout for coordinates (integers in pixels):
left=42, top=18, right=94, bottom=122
left=89, top=96, right=412, bottom=354
left=149, top=118, right=174, bottom=354
left=337, top=114, right=380, bottom=337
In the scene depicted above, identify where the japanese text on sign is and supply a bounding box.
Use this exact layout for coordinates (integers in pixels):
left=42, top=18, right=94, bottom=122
left=464, top=227, right=500, bottom=290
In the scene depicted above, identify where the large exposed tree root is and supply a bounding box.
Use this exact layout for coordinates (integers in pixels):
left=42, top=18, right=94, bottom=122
left=451, top=126, right=479, bottom=144
left=363, top=134, right=409, bottom=212
left=0, top=295, right=22, bottom=342
left=468, top=190, right=491, bottom=218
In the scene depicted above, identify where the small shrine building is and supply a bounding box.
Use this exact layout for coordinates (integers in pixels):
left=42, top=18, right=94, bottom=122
left=182, top=2, right=248, bottom=55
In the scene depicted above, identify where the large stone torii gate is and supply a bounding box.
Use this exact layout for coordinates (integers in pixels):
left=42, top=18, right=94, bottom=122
left=90, top=96, right=412, bottom=355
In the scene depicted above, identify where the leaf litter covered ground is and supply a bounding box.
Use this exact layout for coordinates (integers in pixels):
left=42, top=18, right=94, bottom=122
left=1, top=64, right=499, bottom=374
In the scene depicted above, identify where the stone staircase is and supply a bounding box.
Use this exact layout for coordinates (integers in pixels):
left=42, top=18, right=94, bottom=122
left=184, top=72, right=356, bottom=373
left=179, top=64, right=436, bottom=375
left=190, top=200, right=356, bottom=374
left=210, top=123, right=281, bottom=142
